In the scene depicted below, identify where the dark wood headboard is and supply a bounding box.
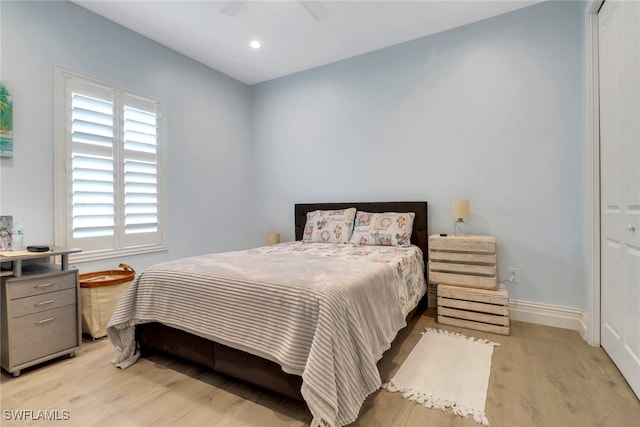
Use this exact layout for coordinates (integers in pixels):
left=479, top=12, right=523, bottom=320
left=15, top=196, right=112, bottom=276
left=294, top=201, right=428, bottom=265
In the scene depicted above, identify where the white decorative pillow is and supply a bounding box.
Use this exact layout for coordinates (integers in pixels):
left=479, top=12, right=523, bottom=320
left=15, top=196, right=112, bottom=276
left=302, top=208, right=356, bottom=244
left=349, top=211, right=415, bottom=246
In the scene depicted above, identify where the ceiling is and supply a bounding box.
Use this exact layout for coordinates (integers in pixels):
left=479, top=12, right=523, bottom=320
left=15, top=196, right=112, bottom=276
left=72, top=1, right=542, bottom=85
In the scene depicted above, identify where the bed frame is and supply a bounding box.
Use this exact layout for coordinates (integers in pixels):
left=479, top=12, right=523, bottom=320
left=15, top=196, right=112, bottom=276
left=136, top=201, right=428, bottom=400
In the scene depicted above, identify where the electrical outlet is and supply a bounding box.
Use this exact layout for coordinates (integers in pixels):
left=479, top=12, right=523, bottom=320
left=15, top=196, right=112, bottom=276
left=508, top=268, right=519, bottom=283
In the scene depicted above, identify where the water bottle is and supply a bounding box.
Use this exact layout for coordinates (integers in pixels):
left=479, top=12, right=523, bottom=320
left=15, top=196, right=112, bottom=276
left=13, top=227, right=24, bottom=251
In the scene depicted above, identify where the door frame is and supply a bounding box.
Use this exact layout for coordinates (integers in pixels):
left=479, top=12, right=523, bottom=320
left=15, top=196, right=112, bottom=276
left=587, top=0, right=603, bottom=347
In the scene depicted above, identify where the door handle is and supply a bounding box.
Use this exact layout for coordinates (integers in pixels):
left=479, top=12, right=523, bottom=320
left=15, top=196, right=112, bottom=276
left=629, top=225, right=636, bottom=233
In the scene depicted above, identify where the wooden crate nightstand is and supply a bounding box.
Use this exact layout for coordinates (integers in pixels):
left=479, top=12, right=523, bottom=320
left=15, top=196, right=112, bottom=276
left=429, top=234, right=509, bottom=335
left=428, top=234, right=497, bottom=290
left=437, top=284, right=510, bottom=335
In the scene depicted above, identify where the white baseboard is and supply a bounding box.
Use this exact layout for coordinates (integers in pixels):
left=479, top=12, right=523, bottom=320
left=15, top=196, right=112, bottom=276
left=509, top=298, right=587, bottom=336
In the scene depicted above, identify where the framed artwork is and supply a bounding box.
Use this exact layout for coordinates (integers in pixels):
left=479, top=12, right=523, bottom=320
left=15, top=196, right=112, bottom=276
left=0, top=82, right=13, bottom=158
left=0, top=215, right=12, bottom=251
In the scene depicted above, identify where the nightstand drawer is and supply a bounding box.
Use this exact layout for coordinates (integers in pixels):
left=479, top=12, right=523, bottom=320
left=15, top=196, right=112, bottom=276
left=7, top=271, right=77, bottom=300
left=10, top=305, right=78, bottom=366
left=9, top=288, right=77, bottom=319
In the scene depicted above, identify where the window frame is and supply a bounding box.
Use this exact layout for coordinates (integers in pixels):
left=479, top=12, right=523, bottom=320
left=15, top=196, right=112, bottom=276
left=54, top=67, right=168, bottom=262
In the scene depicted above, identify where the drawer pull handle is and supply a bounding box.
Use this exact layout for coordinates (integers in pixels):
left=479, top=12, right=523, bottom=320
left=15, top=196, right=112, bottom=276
left=35, top=282, right=55, bottom=289
left=35, top=299, right=55, bottom=307
left=34, top=317, right=56, bottom=325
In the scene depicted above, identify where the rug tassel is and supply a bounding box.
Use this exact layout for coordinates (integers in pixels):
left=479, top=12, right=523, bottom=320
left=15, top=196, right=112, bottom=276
left=424, top=327, right=500, bottom=347
left=384, top=384, right=459, bottom=413
left=452, top=406, right=490, bottom=426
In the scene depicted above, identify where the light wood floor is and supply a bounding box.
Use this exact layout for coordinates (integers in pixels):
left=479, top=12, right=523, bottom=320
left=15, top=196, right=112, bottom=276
left=2, top=308, right=639, bottom=426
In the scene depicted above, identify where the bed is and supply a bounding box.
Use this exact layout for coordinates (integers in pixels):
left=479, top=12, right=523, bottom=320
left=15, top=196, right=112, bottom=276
left=107, top=201, right=428, bottom=427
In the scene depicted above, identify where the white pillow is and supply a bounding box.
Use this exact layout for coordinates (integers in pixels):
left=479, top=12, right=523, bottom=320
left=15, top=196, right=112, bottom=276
left=302, top=208, right=356, bottom=244
left=349, top=211, right=415, bottom=246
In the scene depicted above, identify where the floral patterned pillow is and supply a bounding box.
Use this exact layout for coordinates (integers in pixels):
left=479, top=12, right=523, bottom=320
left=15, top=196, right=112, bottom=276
left=349, top=211, right=415, bottom=247
left=302, top=208, right=356, bottom=244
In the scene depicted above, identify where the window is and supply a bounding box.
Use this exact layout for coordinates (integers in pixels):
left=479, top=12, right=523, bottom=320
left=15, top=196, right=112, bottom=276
left=55, top=68, right=167, bottom=261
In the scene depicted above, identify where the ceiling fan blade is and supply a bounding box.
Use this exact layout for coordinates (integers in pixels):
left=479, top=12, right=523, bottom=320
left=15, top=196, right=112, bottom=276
left=300, top=1, right=329, bottom=21
left=220, top=1, right=248, bottom=18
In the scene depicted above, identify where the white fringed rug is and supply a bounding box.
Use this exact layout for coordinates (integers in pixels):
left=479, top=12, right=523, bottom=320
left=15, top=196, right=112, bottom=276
left=383, top=328, right=499, bottom=425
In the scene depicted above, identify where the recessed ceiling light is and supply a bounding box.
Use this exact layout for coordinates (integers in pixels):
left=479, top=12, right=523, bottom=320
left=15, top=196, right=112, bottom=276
left=249, top=40, right=261, bottom=49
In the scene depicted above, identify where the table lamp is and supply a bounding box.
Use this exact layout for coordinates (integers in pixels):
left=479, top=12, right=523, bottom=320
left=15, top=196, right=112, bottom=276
left=267, top=232, right=281, bottom=246
left=451, top=200, right=471, bottom=236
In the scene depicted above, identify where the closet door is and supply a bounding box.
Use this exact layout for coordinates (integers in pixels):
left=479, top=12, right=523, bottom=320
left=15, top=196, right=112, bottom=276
left=598, top=0, right=640, bottom=399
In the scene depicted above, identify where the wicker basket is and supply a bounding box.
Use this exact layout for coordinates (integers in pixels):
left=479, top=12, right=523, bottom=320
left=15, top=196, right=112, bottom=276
left=79, top=264, right=135, bottom=339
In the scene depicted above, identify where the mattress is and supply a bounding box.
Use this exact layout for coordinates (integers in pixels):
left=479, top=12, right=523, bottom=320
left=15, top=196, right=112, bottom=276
left=107, top=241, right=426, bottom=426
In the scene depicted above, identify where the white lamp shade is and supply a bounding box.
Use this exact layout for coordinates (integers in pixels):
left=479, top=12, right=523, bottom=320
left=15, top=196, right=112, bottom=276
left=451, top=200, right=471, bottom=219
left=267, top=232, right=281, bottom=245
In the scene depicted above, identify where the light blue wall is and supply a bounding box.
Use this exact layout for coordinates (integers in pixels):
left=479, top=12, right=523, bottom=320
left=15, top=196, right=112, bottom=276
left=0, top=0, right=254, bottom=273
left=1, top=1, right=589, bottom=310
left=251, top=1, right=588, bottom=308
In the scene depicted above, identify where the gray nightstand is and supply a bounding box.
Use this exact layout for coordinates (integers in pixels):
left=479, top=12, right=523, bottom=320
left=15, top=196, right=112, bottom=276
left=1, top=247, right=82, bottom=377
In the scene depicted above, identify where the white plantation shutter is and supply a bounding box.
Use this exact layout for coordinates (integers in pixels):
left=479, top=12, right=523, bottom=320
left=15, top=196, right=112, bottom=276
left=122, top=95, right=160, bottom=246
left=70, top=83, right=115, bottom=243
left=55, top=69, right=166, bottom=260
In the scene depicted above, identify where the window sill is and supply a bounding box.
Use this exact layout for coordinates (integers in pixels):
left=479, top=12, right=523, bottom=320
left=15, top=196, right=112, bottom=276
left=68, top=245, right=168, bottom=264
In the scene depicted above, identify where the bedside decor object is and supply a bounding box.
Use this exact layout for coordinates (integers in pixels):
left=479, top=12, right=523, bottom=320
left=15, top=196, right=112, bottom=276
left=267, top=232, right=281, bottom=246
left=451, top=200, right=471, bottom=236
left=27, top=245, right=50, bottom=252
left=12, top=225, right=24, bottom=251
left=0, top=215, right=12, bottom=251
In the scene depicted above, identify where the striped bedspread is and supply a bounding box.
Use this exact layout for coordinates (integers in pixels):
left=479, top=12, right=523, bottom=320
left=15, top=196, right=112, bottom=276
left=107, top=242, right=426, bottom=427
